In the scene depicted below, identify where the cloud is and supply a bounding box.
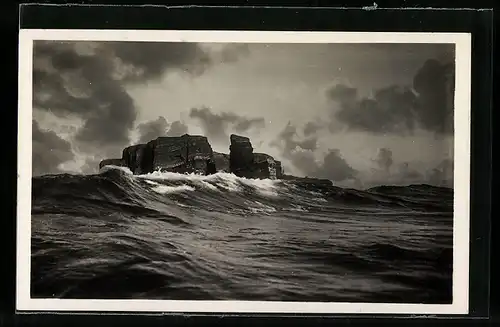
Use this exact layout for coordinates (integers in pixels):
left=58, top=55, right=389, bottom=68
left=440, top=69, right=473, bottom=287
left=136, top=116, right=190, bottom=143
left=327, top=59, right=455, bottom=135
left=362, top=160, right=424, bottom=188
left=283, top=147, right=357, bottom=183
left=213, top=44, right=251, bottom=64
left=32, top=120, right=74, bottom=176
left=398, top=162, right=424, bottom=181
left=427, top=158, right=454, bottom=187
left=314, top=149, right=358, bottom=182
left=373, top=147, right=393, bottom=172
left=413, top=59, right=455, bottom=134
left=166, top=121, right=189, bottom=136
left=296, top=137, right=318, bottom=151
left=80, top=156, right=101, bottom=175
left=105, top=41, right=211, bottom=82
left=330, top=84, right=418, bottom=135
left=271, top=122, right=356, bottom=182
left=327, top=84, right=358, bottom=106
left=189, top=107, right=265, bottom=144
left=303, top=121, right=323, bottom=136
left=360, top=148, right=454, bottom=188
left=136, top=116, right=169, bottom=144
left=271, top=122, right=318, bottom=153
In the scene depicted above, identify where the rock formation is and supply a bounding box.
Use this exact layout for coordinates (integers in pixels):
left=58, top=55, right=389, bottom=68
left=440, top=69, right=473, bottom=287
left=254, top=153, right=282, bottom=180
left=99, top=133, right=283, bottom=179
left=213, top=152, right=230, bottom=173
left=229, top=135, right=255, bottom=178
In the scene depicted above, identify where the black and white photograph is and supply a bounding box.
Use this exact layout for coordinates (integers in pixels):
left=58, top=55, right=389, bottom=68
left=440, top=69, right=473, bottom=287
left=17, top=30, right=471, bottom=314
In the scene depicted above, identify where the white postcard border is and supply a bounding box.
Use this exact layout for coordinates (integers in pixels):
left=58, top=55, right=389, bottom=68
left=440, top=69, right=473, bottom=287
left=17, top=29, right=471, bottom=314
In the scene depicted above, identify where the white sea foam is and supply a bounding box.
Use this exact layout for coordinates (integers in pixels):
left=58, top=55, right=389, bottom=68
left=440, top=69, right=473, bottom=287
left=198, top=181, right=219, bottom=191
left=239, top=177, right=281, bottom=196
left=151, top=185, right=195, bottom=194
left=136, top=171, right=282, bottom=196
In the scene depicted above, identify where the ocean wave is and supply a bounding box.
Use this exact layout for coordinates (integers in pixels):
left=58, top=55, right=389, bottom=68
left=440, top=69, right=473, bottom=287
left=32, top=166, right=453, bottom=216
left=31, top=165, right=454, bottom=303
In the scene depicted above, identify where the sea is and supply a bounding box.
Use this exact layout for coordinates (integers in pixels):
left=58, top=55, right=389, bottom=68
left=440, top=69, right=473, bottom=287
left=30, top=166, right=454, bottom=304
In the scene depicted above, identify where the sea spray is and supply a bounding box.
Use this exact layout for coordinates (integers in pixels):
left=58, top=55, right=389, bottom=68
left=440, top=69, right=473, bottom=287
left=151, top=184, right=196, bottom=195
left=136, top=170, right=283, bottom=196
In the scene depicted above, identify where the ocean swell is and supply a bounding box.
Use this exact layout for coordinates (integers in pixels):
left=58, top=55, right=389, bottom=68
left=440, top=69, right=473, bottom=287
left=30, top=166, right=454, bottom=303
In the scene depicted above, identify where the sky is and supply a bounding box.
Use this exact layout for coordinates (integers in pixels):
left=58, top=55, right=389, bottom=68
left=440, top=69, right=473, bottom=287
left=32, top=40, right=455, bottom=189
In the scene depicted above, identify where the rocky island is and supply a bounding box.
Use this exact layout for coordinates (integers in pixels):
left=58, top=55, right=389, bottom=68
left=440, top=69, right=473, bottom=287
left=99, top=134, right=284, bottom=180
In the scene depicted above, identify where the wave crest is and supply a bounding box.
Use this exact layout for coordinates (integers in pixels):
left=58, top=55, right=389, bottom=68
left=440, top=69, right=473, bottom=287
left=137, top=171, right=283, bottom=196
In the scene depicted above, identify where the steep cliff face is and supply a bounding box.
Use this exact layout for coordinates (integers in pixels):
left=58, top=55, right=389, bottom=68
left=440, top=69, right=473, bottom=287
left=99, top=134, right=283, bottom=179
left=148, top=135, right=213, bottom=174
left=229, top=134, right=255, bottom=178
left=254, top=153, right=283, bottom=179
left=122, top=144, right=148, bottom=174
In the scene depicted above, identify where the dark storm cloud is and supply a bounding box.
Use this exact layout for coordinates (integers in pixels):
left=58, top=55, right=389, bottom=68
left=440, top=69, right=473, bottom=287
left=271, top=122, right=356, bottom=182
left=314, top=149, right=357, bottom=182
left=272, top=122, right=319, bottom=153
left=136, top=116, right=190, bottom=142
left=33, top=41, right=211, bottom=155
left=330, top=84, right=418, bottom=135
left=166, top=120, right=189, bottom=136
left=327, top=84, right=358, bottom=107
left=374, top=148, right=393, bottom=172
left=284, top=148, right=357, bottom=182
left=137, top=116, right=169, bottom=144
left=32, top=120, right=74, bottom=176
left=269, top=122, right=316, bottom=173
left=106, top=41, right=211, bottom=82
left=413, top=59, right=455, bottom=134
left=327, top=59, right=454, bottom=135
left=303, top=121, right=323, bottom=137
left=189, top=107, right=265, bottom=143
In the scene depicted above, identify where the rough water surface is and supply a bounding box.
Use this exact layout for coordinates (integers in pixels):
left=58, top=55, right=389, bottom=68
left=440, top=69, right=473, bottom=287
left=31, top=166, right=453, bottom=303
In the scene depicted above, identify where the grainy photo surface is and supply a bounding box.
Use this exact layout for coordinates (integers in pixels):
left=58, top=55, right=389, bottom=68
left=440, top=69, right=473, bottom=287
left=17, top=30, right=471, bottom=314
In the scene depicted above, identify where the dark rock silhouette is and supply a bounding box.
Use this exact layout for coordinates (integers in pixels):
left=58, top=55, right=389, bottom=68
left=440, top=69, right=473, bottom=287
left=254, top=153, right=282, bottom=180
left=99, top=134, right=284, bottom=179
left=119, top=135, right=214, bottom=175
left=122, top=144, right=148, bottom=174
left=229, top=134, right=254, bottom=178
